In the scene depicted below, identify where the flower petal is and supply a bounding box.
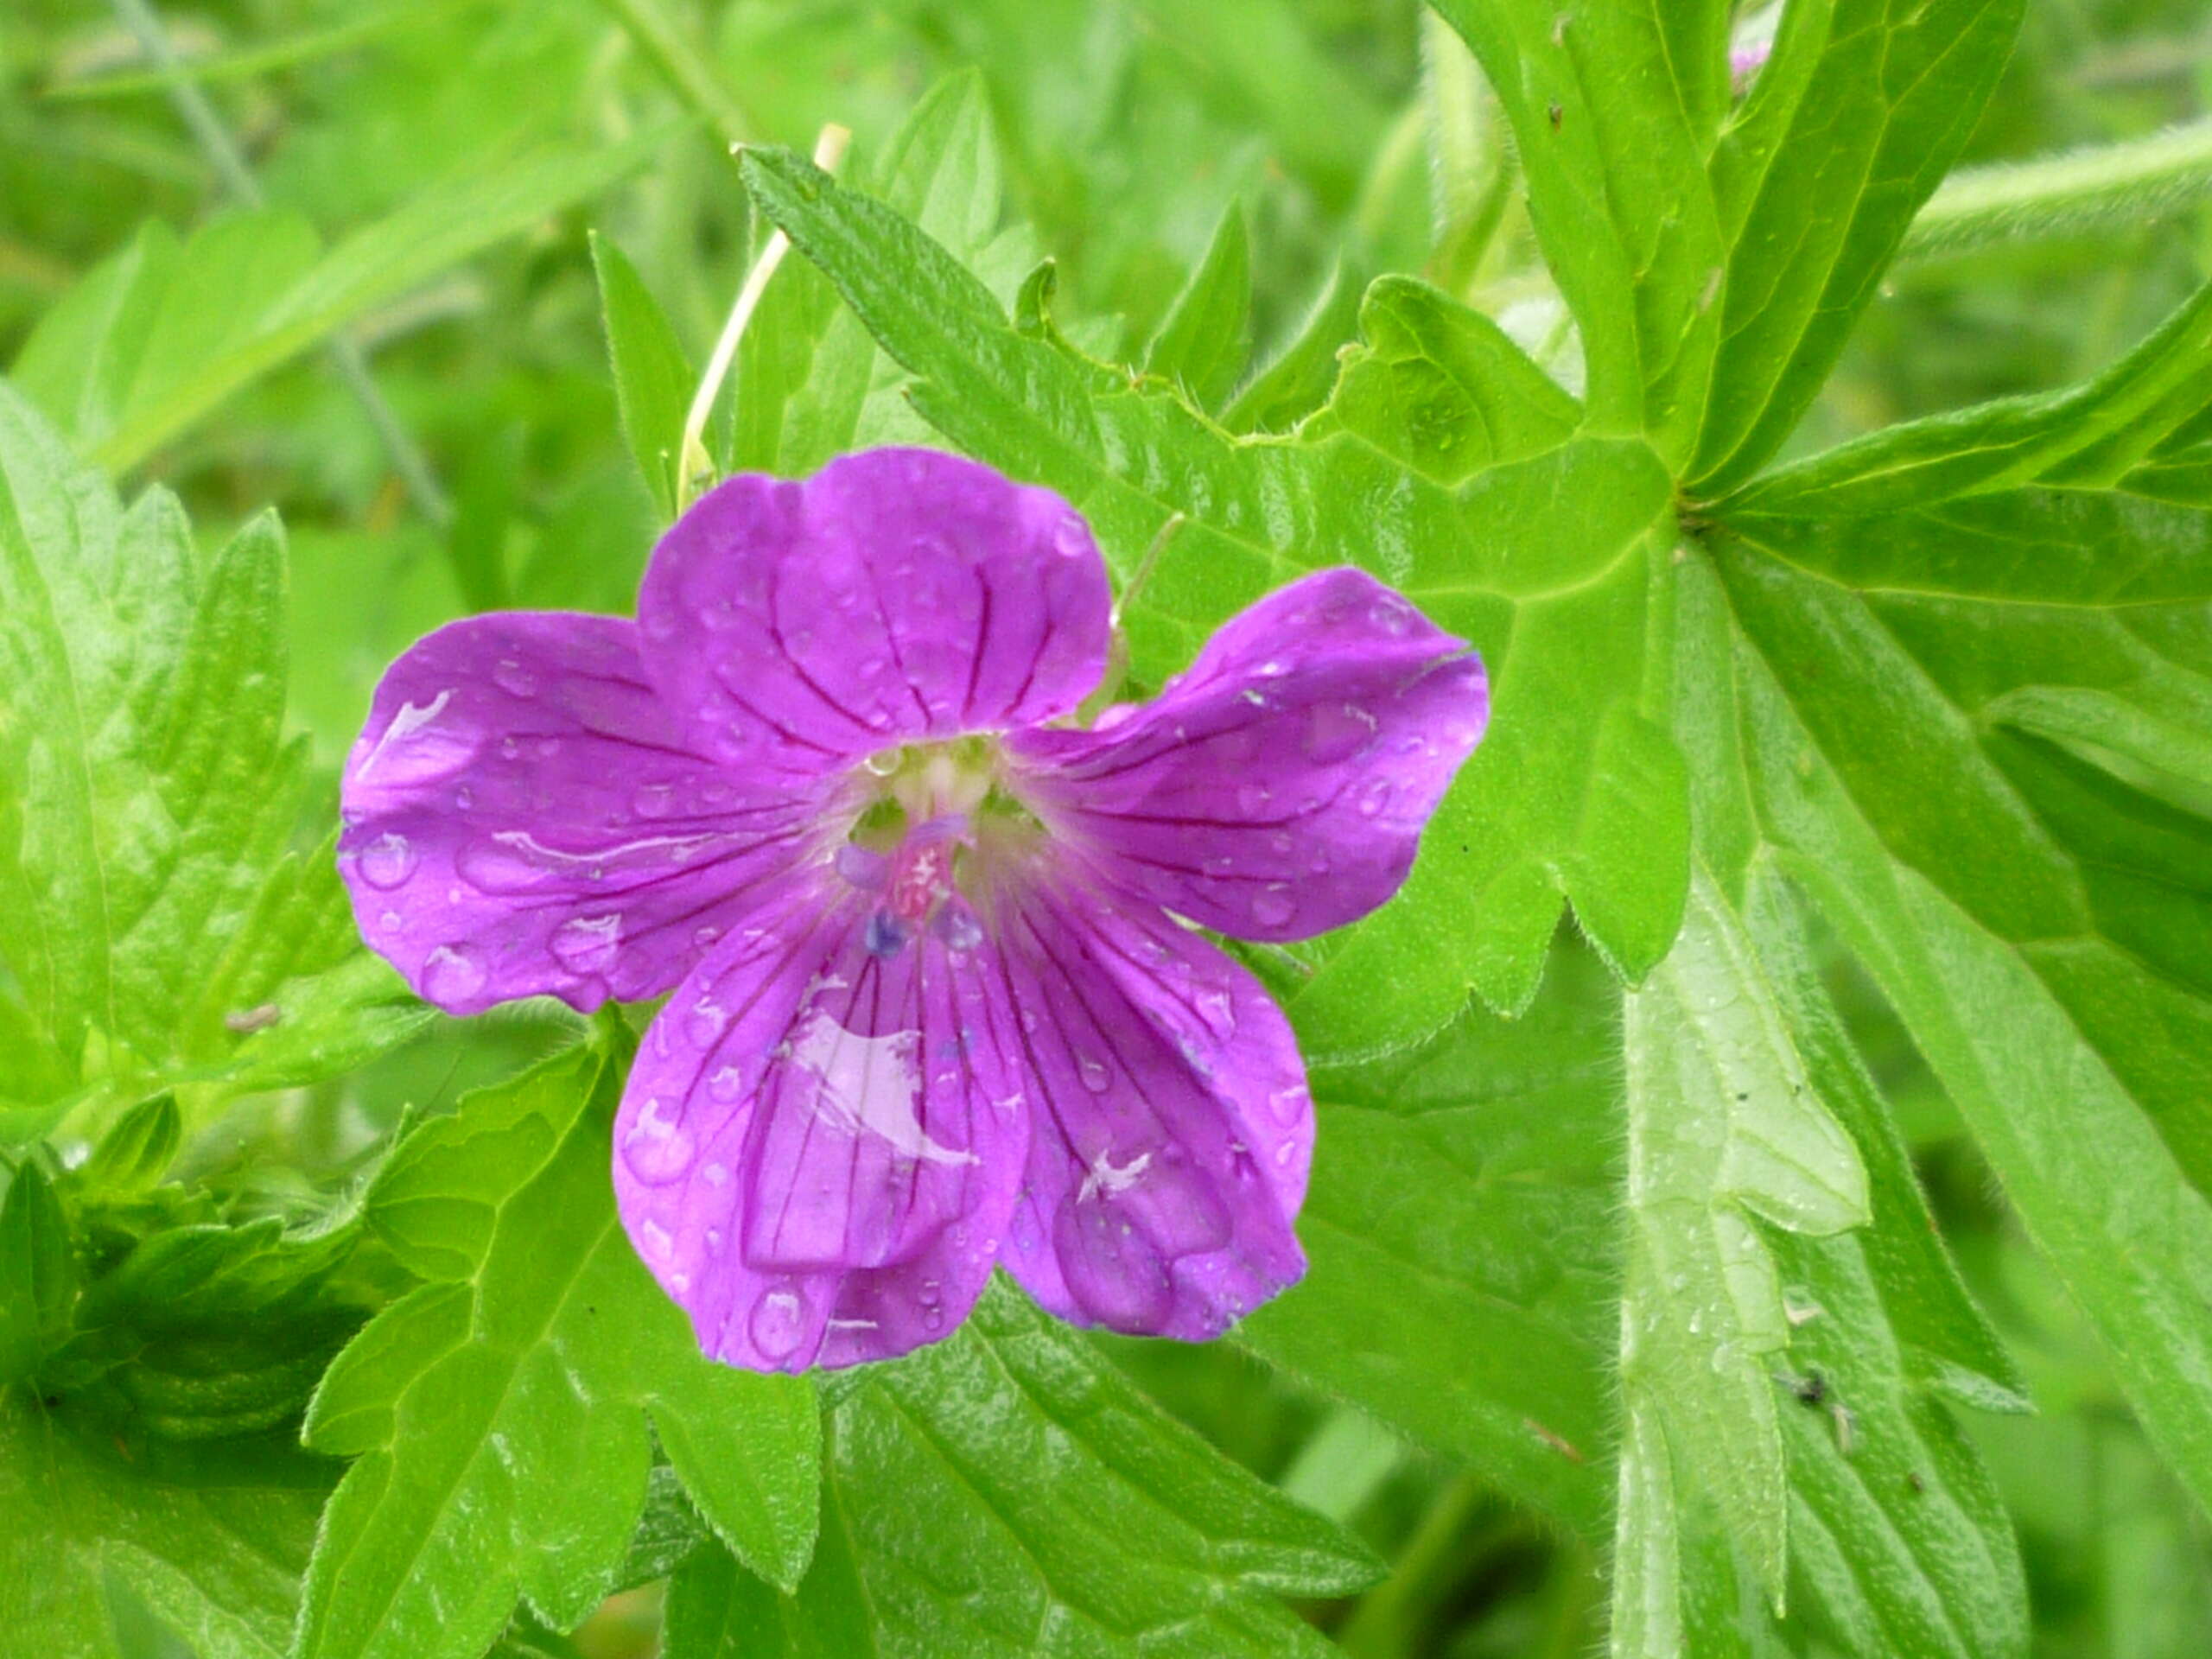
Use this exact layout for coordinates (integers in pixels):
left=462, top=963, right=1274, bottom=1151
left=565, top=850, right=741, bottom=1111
left=1010, top=567, right=1488, bottom=942
left=615, top=881, right=1028, bottom=1371
left=637, top=448, right=1111, bottom=779
left=988, top=881, right=1310, bottom=1340
left=339, top=613, right=836, bottom=1015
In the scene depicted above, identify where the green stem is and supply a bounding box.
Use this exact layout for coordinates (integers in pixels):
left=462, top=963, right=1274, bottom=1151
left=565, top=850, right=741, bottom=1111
left=592, top=0, right=754, bottom=151
left=1901, top=117, right=2212, bottom=263
left=107, top=0, right=454, bottom=527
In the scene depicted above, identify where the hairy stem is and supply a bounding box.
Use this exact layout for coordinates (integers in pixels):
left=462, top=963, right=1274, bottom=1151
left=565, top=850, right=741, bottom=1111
left=1901, top=117, right=2212, bottom=263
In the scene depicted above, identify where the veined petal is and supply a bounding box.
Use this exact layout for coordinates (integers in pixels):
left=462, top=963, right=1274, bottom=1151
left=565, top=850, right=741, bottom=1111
left=339, top=613, right=836, bottom=1015
left=615, top=880, right=1027, bottom=1372
left=988, top=880, right=1311, bottom=1340
left=1009, top=567, right=1487, bottom=943
left=637, top=448, right=1111, bottom=779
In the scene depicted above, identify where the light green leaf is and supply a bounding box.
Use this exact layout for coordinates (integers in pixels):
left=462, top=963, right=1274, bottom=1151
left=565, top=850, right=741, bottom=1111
left=1427, top=0, right=1727, bottom=456
left=1692, top=0, right=2027, bottom=493
left=666, top=1281, right=1377, bottom=1657
left=591, top=231, right=695, bottom=524
left=1242, top=942, right=1618, bottom=1540
left=296, top=1038, right=820, bottom=1659
left=1142, top=200, right=1252, bottom=415
left=1310, top=275, right=1580, bottom=482
left=0, top=1395, right=332, bottom=1659
left=1620, top=868, right=1870, bottom=1599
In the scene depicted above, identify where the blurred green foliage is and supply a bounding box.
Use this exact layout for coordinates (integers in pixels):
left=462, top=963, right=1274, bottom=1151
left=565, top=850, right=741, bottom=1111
left=4, top=1, right=2212, bottom=1656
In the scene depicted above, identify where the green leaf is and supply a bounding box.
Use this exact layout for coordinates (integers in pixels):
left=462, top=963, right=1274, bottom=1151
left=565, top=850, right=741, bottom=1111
left=664, top=1281, right=1377, bottom=1657
left=1426, top=0, right=1728, bottom=457
left=0, top=385, right=423, bottom=1114
left=590, top=231, right=694, bottom=524
left=1678, top=493, right=2212, bottom=1521
left=74, top=1091, right=181, bottom=1193
left=62, top=128, right=671, bottom=472
left=0, top=1157, right=74, bottom=1388
left=1620, top=868, right=1870, bottom=1599
left=1691, top=0, right=2028, bottom=493
left=0, top=1395, right=332, bottom=1659
left=733, top=69, right=1026, bottom=480
left=1220, top=256, right=1365, bottom=437
left=1310, top=275, right=1580, bottom=482
left=1142, top=200, right=1252, bottom=415
left=1240, top=942, right=1618, bottom=1540
left=296, top=1037, right=820, bottom=1659
left=1726, top=277, right=2212, bottom=517
left=741, top=145, right=1691, bottom=1037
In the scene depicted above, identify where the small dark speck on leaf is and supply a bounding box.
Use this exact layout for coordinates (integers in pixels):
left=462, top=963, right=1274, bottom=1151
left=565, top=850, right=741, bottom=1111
left=1548, top=101, right=1564, bottom=130
left=1906, top=1471, right=1926, bottom=1494
left=226, top=1002, right=283, bottom=1033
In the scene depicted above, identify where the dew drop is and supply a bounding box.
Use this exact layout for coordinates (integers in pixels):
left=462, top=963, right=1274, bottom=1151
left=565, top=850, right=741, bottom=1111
left=639, top=1218, right=675, bottom=1260
left=622, top=1095, right=698, bottom=1183
left=703, top=1228, right=725, bottom=1256
left=1274, top=1140, right=1299, bottom=1167
left=686, top=998, right=730, bottom=1048
left=1077, top=1055, right=1113, bottom=1094
left=1301, top=701, right=1378, bottom=764
left=750, top=1287, right=808, bottom=1359
left=500, top=735, right=522, bottom=760
left=1196, top=988, right=1237, bottom=1038
left=861, top=748, right=900, bottom=777
left=703, top=1161, right=729, bottom=1186
left=421, top=944, right=486, bottom=1004
left=632, top=783, right=675, bottom=819
left=1251, top=886, right=1296, bottom=927
left=1235, top=783, right=1273, bottom=814
left=357, top=832, right=417, bottom=890
left=454, top=785, right=474, bottom=810
left=493, top=658, right=538, bottom=698
left=1357, top=777, right=1394, bottom=817
left=1267, top=1085, right=1311, bottom=1127
left=550, top=913, right=622, bottom=975
left=709, top=1065, right=746, bottom=1103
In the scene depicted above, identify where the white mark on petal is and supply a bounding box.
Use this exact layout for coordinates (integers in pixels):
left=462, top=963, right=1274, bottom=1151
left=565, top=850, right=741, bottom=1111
left=790, top=1009, right=977, bottom=1166
left=1078, top=1148, right=1153, bottom=1203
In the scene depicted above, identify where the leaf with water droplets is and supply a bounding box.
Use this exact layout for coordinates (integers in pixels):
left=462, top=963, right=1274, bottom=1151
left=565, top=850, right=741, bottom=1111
left=296, top=1034, right=820, bottom=1659
left=662, top=1281, right=1377, bottom=1658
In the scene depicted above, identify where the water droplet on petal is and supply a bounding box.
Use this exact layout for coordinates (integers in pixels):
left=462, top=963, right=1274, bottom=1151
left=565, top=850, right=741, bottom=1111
left=357, top=832, right=416, bottom=890
left=749, top=1287, right=807, bottom=1359
left=632, top=783, right=674, bottom=819
left=493, top=658, right=538, bottom=697
left=1268, top=1085, right=1310, bottom=1127
left=421, top=944, right=486, bottom=1005
left=453, top=785, right=474, bottom=810
left=1274, top=1140, right=1299, bottom=1168
left=1077, top=1055, right=1113, bottom=1094
left=1252, top=886, right=1296, bottom=927
left=622, top=1095, right=697, bottom=1183
left=709, top=1065, right=745, bottom=1103
left=550, top=913, right=621, bottom=975
left=1236, top=783, right=1273, bottom=814
left=1301, top=701, right=1378, bottom=764
left=1358, top=777, right=1395, bottom=817
left=639, top=1218, right=675, bottom=1259
left=1196, top=988, right=1237, bottom=1038
left=686, top=998, right=730, bottom=1047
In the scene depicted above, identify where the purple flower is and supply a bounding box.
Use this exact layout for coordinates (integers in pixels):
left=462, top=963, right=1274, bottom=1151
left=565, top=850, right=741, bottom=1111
left=339, top=448, right=1488, bottom=1370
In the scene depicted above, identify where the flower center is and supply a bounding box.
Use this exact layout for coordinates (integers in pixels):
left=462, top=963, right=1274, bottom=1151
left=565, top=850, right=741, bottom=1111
left=838, top=737, right=1039, bottom=957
